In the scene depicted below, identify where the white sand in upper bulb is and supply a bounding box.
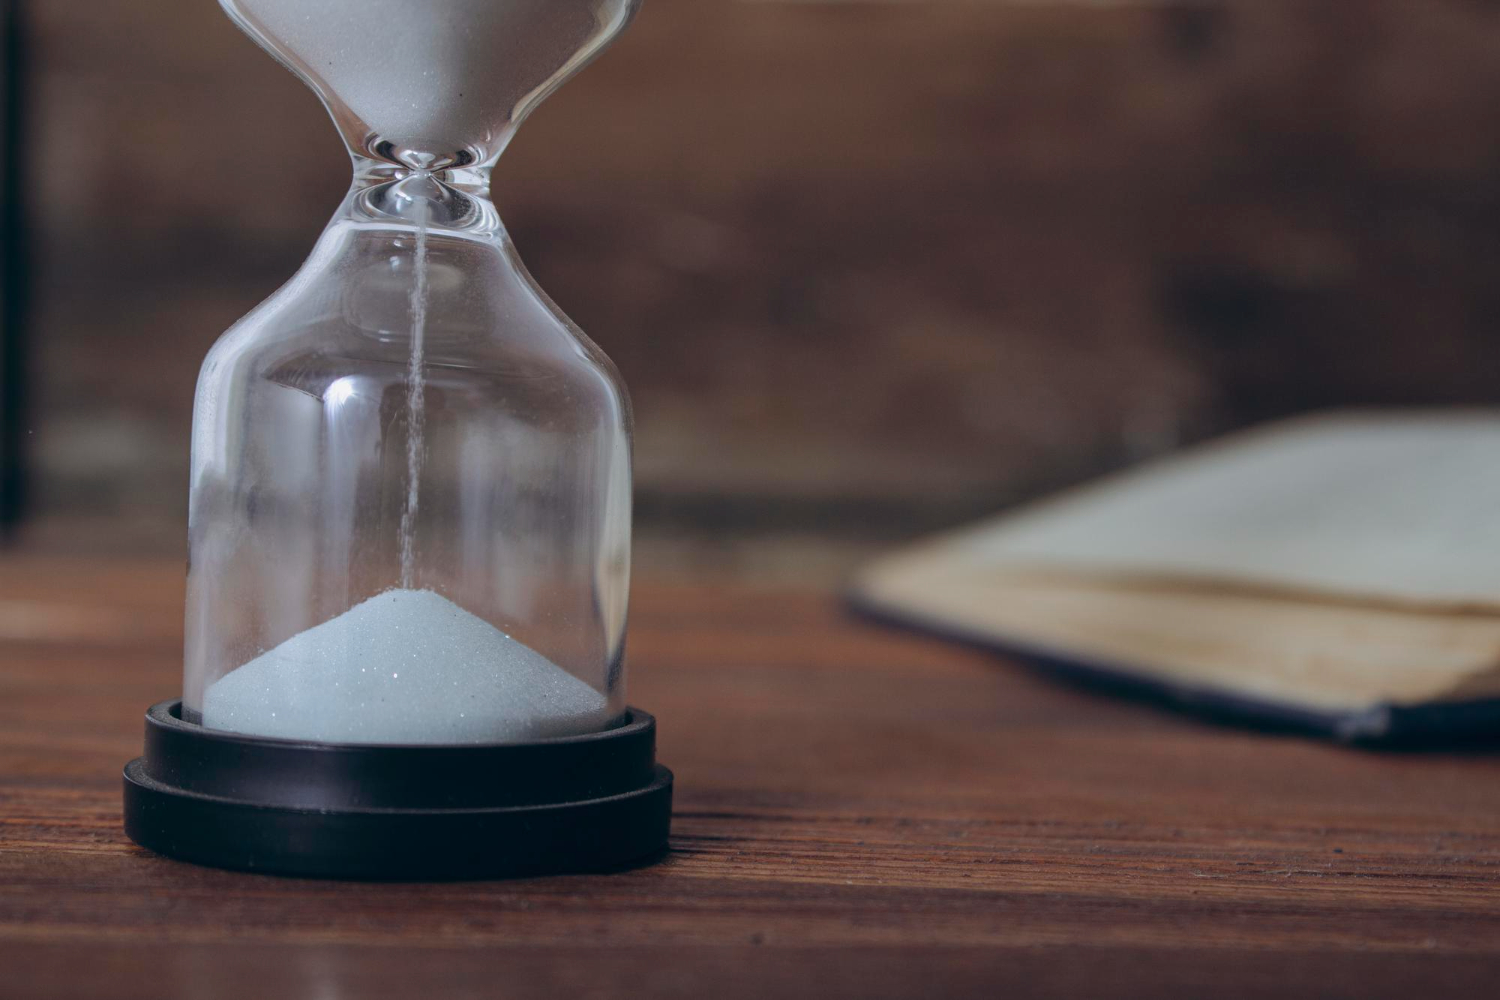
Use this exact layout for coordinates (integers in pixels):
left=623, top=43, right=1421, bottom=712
left=202, top=589, right=612, bottom=744
left=231, top=0, right=633, bottom=154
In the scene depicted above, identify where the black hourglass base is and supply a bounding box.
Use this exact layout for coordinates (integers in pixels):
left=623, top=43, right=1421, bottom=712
left=122, top=700, right=672, bottom=880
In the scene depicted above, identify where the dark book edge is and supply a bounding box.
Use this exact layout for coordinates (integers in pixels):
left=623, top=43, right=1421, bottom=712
left=846, top=586, right=1500, bottom=748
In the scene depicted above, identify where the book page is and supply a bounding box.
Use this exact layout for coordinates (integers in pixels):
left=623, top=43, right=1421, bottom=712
left=921, top=411, right=1500, bottom=612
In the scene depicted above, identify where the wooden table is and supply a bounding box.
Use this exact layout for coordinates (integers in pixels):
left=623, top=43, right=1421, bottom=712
left=3, top=555, right=1499, bottom=998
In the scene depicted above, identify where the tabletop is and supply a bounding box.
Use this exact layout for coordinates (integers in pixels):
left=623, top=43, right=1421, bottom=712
left=2, top=554, right=1499, bottom=999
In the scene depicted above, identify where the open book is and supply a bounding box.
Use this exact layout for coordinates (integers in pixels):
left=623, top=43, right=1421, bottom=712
left=851, top=411, right=1500, bottom=741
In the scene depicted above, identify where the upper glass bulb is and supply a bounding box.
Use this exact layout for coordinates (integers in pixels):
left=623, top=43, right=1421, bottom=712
left=221, top=0, right=638, bottom=167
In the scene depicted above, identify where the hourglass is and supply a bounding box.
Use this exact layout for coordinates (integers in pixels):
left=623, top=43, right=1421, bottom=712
left=122, top=0, right=671, bottom=878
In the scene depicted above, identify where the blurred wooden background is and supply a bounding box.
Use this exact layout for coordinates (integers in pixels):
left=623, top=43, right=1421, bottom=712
left=9, top=0, right=1500, bottom=579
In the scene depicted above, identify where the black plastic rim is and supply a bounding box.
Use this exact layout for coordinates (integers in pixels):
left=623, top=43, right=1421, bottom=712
left=123, top=700, right=673, bottom=880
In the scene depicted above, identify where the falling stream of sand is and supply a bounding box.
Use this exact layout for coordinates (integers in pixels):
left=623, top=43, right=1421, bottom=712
left=398, top=190, right=430, bottom=588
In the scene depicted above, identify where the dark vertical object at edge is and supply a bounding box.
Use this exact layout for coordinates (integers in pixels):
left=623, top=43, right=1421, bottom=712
left=0, top=0, right=28, bottom=533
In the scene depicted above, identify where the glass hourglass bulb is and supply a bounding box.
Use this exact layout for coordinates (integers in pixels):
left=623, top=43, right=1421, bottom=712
left=184, top=0, right=642, bottom=745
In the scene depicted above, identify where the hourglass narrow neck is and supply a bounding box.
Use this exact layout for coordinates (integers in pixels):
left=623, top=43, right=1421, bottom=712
left=348, top=156, right=501, bottom=237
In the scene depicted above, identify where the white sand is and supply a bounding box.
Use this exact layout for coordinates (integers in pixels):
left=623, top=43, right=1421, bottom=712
left=202, top=589, right=612, bottom=744
left=228, top=0, right=633, bottom=156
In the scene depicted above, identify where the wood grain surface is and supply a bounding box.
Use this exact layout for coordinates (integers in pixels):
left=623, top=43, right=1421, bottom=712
left=2, top=555, right=1500, bottom=998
